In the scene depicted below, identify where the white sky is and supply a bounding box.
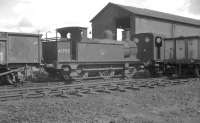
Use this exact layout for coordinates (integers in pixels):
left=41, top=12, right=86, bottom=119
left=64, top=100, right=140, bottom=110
left=0, top=0, right=200, bottom=37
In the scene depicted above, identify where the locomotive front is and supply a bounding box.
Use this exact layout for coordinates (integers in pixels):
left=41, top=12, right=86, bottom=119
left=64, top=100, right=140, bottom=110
left=132, top=33, right=164, bottom=75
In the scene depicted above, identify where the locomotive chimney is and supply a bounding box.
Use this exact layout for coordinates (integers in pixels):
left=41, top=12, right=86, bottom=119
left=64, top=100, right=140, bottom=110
left=122, top=30, right=130, bottom=41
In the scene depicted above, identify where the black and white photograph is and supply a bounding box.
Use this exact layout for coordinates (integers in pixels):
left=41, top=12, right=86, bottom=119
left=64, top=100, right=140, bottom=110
left=0, top=0, right=200, bottom=122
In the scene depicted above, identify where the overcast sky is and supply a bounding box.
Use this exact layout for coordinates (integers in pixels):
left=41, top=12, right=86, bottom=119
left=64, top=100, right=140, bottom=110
left=0, top=0, right=200, bottom=36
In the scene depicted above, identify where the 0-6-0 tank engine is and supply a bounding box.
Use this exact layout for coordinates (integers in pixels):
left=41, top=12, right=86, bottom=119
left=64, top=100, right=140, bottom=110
left=42, top=27, right=141, bottom=82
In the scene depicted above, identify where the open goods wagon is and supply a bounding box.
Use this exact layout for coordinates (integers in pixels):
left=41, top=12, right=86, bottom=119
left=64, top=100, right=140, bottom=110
left=162, top=36, right=200, bottom=77
left=0, top=32, right=42, bottom=84
left=132, top=33, right=200, bottom=77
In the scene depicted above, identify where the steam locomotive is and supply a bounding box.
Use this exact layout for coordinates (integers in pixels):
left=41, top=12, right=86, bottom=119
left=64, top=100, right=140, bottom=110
left=42, top=27, right=141, bottom=81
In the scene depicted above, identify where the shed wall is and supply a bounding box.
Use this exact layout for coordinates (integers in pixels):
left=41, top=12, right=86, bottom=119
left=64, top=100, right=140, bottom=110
left=135, top=17, right=172, bottom=37
left=174, top=24, right=200, bottom=37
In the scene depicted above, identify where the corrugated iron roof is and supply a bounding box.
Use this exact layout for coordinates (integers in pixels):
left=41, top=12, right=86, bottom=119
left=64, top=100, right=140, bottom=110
left=90, top=2, right=200, bottom=26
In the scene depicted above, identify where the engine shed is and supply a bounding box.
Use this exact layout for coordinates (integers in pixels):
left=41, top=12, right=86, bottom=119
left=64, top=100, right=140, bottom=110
left=90, top=2, right=200, bottom=39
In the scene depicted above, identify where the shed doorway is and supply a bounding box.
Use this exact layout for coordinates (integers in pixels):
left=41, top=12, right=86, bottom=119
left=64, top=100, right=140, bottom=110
left=116, top=17, right=131, bottom=41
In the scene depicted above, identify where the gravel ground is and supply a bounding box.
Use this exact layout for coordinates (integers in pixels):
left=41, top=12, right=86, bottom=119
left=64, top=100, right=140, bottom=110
left=0, top=79, right=200, bottom=123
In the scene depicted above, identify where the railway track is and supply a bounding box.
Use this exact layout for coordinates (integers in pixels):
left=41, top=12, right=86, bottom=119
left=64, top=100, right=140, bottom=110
left=0, top=78, right=197, bottom=101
